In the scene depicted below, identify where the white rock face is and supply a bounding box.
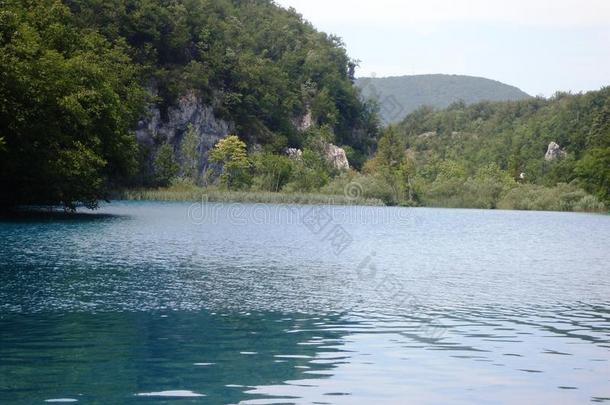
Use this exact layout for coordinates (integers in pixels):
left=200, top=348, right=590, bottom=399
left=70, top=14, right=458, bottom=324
left=285, top=144, right=349, bottom=170
left=285, top=148, right=303, bottom=159
left=324, top=143, right=350, bottom=170
left=136, top=90, right=234, bottom=174
left=545, top=141, right=567, bottom=161
left=298, top=109, right=314, bottom=131
left=292, top=104, right=314, bottom=132
left=418, top=131, right=437, bottom=139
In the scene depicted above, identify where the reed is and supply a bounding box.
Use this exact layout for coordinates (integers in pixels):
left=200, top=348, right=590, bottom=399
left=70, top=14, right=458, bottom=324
left=115, top=187, right=384, bottom=206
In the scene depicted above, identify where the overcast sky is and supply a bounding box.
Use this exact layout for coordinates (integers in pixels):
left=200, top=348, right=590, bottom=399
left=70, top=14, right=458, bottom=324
left=275, top=0, right=610, bottom=96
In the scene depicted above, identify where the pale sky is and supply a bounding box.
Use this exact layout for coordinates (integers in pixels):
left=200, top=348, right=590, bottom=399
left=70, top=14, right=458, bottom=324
left=275, top=0, right=610, bottom=96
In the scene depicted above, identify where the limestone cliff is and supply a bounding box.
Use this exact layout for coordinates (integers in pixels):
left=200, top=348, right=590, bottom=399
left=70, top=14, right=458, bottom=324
left=136, top=91, right=234, bottom=176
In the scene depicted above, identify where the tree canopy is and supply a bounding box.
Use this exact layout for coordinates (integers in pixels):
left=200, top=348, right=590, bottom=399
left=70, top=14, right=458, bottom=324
left=0, top=0, right=378, bottom=209
left=0, top=0, right=145, bottom=209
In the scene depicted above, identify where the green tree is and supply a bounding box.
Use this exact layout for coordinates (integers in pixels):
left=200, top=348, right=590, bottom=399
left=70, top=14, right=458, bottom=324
left=252, top=152, right=294, bottom=192
left=376, top=127, right=405, bottom=168
left=209, top=135, right=251, bottom=189
left=51, top=142, right=107, bottom=211
left=285, top=149, right=331, bottom=192
left=0, top=0, right=379, bottom=209
left=0, top=0, right=145, bottom=209
left=464, top=163, right=517, bottom=208
left=370, top=127, right=409, bottom=204
left=154, top=144, right=179, bottom=186
left=180, top=124, right=200, bottom=182
left=576, top=148, right=610, bottom=202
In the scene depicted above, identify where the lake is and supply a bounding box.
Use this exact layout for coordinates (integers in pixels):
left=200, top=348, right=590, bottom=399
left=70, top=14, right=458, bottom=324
left=1, top=201, right=609, bottom=404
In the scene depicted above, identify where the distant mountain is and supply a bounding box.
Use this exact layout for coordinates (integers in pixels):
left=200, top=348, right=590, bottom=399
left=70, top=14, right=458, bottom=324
left=356, top=74, right=531, bottom=123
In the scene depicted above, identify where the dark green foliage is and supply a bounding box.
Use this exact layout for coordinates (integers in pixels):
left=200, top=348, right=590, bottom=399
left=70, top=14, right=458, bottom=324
left=576, top=148, right=610, bottom=202
left=66, top=0, right=378, bottom=152
left=153, top=143, right=180, bottom=186
left=251, top=152, right=294, bottom=192
left=0, top=0, right=378, bottom=209
left=180, top=124, right=200, bottom=181
left=284, top=149, right=331, bottom=192
left=0, top=0, right=145, bottom=209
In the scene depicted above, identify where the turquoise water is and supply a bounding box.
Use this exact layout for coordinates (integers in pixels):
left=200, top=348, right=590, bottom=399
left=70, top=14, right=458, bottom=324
left=1, top=201, right=609, bottom=404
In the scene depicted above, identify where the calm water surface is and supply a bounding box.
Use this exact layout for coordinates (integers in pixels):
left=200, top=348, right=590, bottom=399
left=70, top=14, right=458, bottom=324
left=1, top=201, right=609, bottom=404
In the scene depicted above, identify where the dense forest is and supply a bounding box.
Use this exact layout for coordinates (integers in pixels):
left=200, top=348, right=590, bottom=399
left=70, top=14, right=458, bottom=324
left=356, top=74, right=530, bottom=123
left=335, top=88, right=608, bottom=211
left=0, top=0, right=378, bottom=209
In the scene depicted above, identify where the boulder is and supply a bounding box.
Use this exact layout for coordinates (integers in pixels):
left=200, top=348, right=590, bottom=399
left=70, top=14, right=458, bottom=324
left=545, top=141, right=567, bottom=161
left=324, top=143, right=350, bottom=170
left=418, top=131, right=437, bottom=139
left=285, top=147, right=303, bottom=159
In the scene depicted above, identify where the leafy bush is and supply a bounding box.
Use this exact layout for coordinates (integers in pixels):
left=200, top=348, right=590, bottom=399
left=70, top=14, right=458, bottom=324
left=154, top=144, right=179, bottom=187
left=284, top=149, right=331, bottom=192
left=322, top=171, right=398, bottom=205
left=498, top=183, right=605, bottom=212
left=251, top=152, right=295, bottom=192
left=576, top=148, right=610, bottom=203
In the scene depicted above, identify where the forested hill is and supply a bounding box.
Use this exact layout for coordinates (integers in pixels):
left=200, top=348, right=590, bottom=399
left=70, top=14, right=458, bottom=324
left=0, top=0, right=378, bottom=209
left=356, top=74, right=530, bottom=123
left=389, top=88, right=610, bottom=207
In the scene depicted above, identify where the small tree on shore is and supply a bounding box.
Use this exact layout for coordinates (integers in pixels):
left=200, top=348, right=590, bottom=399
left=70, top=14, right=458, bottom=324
left=154, top=144, right=179, bottom=186
left=181, top=124, right=200, bottom=182
left=209, top=135, right=251, bottom=189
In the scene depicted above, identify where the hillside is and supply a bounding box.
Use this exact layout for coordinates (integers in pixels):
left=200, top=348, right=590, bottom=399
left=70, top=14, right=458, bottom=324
left=0, top=0, right=379, bottom=209
left=356, top=74, right=530, bottom=123
left=353, top=88, right=609, bottom=209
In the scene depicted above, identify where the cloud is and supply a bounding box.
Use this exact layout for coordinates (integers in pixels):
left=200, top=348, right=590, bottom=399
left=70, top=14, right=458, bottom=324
left=276, top=0, right=610, bottom=28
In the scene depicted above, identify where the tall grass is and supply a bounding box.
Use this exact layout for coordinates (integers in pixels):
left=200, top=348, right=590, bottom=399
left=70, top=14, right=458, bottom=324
left=115, top=179, right=606, bottom=212
left=116, top=183, right=384, bottom=206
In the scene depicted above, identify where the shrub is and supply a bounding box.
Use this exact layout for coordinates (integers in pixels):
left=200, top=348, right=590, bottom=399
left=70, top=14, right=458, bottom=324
left=284, top=149, right=331, bottom=192
left=251, top=152, right=294, bottom=192
left=322, top=171, right=398, bottom=205
left=498, top=183, right=605, bottom=212
left=154, top=144, right=180, bottom=187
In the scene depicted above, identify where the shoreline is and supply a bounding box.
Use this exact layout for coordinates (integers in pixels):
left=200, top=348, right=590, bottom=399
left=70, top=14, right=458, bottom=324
left=2, top=189, right=606, bottom=216
left=113, top=188, right=386, bottom=207
left=114, top=188, right=607, bottom=214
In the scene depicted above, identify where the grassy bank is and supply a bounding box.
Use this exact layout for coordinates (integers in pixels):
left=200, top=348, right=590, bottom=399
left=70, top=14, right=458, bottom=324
left=116, top=186, right=384, bottom=206
left=114, top=177, right=607, bottom=213
left=115, top=185, right=607, bottom=212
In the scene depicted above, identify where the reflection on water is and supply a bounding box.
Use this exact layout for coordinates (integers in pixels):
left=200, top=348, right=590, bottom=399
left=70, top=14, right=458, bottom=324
left=0, top=201, right=609, bottom=404
left=0, top=311, right=351, bottom=404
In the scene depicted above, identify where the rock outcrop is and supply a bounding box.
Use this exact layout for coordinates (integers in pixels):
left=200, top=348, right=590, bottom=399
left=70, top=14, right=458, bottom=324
left=136, top=91, right=234, bottom=174
left=292, top=105, right=314, bottom=132
left=324, top=143, right=350, bottom=170
left=545, top=141, right=567, bottom=161
left=284, top=144, right=349, bottom=170
left=418, top=131, right=437, bottom=139
left=285, top=147, right=303, bottom=159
